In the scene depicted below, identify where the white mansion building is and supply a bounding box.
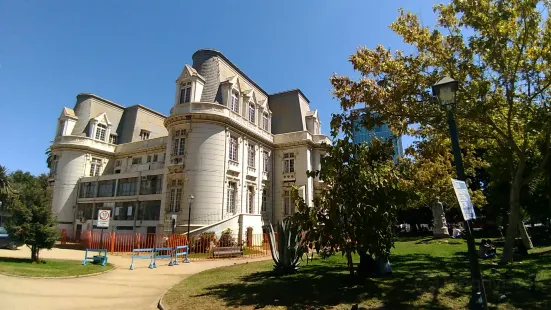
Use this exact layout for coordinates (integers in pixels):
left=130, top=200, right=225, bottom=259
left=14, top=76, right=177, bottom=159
left=49, top=49, right=330, bottom=237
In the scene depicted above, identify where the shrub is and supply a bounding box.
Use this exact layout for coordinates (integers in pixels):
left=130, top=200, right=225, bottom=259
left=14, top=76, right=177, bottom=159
left=219, top=228, right=236, bottom=247
left=191, top=232, right=217, bottom=253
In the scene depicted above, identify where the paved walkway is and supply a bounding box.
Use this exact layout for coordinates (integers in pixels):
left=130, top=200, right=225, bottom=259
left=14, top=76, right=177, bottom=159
left=0, top=247, right=269, bottom=310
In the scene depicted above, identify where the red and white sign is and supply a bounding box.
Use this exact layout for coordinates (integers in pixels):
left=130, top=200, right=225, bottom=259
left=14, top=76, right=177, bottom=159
left=97, top=210, right=111, bottom=228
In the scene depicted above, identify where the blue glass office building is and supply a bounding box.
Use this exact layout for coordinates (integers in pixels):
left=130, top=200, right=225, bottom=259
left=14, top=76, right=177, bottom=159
left=352, top=116, right=404, bottom=160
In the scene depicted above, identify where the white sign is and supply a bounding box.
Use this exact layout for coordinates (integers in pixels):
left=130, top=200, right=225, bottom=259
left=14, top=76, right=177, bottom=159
left=451, top=178, right=476, bottom=221
left=97, top=210, right=111, bottom=228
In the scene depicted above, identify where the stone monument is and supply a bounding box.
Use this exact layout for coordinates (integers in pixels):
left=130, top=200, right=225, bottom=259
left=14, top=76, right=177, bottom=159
left=432, top=198, right=450, bottom=238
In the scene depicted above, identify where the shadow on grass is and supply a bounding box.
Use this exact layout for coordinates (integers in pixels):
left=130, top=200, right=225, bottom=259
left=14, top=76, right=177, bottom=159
left=196, top=253, right=474, bottom=309
left=0, top=257, right=35, bottom=264
left=195, top=248, right=551, bottom=309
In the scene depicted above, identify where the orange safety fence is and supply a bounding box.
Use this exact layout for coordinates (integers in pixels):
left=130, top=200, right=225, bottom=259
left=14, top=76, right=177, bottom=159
left=59, top=229, right=272, bottom=260
left=71, top=232, right=312, bottom=265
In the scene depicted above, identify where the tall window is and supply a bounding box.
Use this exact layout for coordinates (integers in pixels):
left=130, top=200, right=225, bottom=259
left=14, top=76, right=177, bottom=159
left=140, top=130, right=150, bottom=140
left=283, top=190, right=291, bottom=215
left=117, top=178, right=138, bottom=196
left=248, top=144, right=255, bottom=167
left=229, top=136, right=238, bottom=162
left=172, top=130, right=185, bottom=157
left=79, top=182, right=97, bottom=198
left=179, top=82, right=192, bottom=104
left=247, top=187, right=254, bottom=214
left=261, top=189, right=267, bottom=212
left=231, top=90, right=239, bottom=112
left=263, top=151, right=269, bottom=172
left=98, top=180, right=116, bottom=197
left=89, top=158, right=102, bottom=176
left=227, top=181, right=236, bottom=213
left=248, top=102, right=255, bottom=123
left=95, top=124, right=107, bottom=141
left=262, top=113, right=269, bottom=131
left=109, top=134, right=117, bottom=144
left=283, top=152, right=295, bottom=173
left=168, top=179, right=183, bottom=212
left=140, top=175, right=163, bottom=195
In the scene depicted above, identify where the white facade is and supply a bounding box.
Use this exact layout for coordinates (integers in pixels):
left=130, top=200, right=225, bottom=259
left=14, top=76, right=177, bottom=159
left=48, top=49, right=330, bottom=238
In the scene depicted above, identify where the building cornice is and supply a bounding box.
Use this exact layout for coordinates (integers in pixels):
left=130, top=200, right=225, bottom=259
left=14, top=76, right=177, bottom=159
left=51, top=144, right=115, bottom=157
left=115, top=144, right=167, bottom=157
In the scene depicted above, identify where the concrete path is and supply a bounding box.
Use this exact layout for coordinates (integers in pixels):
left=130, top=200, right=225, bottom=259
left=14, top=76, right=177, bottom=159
left=0, top=247, right=269, bottom=310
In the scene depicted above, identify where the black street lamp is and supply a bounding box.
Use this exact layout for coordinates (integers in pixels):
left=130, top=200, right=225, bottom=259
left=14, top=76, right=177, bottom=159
left=184, top=194, right=194, bottom=263
left=432, top=77, right=488, bottom=310
left=186, top=195, right=194, bottom=240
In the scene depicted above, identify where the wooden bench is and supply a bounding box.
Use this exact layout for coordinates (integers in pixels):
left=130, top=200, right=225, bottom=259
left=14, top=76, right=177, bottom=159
left=212, top=246, right=243, bottom=258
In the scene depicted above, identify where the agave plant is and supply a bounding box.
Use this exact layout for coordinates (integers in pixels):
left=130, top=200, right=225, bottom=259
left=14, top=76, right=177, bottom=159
left=267, top=218, right=305, bottom=275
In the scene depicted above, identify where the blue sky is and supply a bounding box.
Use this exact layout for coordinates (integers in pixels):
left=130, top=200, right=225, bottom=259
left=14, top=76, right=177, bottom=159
left=0, top=0, right=437, bottom=175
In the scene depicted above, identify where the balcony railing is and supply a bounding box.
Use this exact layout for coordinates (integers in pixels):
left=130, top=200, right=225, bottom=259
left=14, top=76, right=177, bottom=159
left=247, top=166, right=257, bottom=177
left=228, top=160, right=240, bottom=173
left=283, top=172, right=295, bottom=181
left=170, top=102, right=273, bottom=143
left=170, top=156, right=184, bottom=165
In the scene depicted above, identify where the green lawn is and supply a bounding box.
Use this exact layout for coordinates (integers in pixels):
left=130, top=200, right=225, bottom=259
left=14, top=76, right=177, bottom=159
left=0, top=257, right=114, bottom=277
left=163, top=238, right=551, bottom=309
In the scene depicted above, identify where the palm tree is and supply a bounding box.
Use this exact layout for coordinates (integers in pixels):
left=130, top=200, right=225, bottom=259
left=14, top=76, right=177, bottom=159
left=45, top=146, right=53, bottom=169
left=0, top=165, right=11, bottom=196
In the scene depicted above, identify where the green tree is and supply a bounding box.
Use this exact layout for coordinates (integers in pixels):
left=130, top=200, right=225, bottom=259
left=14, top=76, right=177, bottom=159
left=402, top=126, right=486, bottom=215
left=6, top=172, right=58, bottom=262
left=330, top=0, right=551, bottom=263
left=0, top=165, right=12, bottom=196
left=293, top=124, right=409, bottom=275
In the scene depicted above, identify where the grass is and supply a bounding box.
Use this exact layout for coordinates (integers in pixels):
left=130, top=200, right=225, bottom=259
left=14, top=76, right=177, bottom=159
left=0, top=257, right=114, bottom=277
left=163, top=238, right=551, bottom=310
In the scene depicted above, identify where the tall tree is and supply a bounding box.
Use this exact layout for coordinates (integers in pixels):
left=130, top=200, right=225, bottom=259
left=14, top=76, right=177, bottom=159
left=330, top=0, right=551, bottom=263
left=6, top=172, right=58, bottom=262
left=293, top=123, right=409, bottom=275
left=403, top=126, right=486, bottom=214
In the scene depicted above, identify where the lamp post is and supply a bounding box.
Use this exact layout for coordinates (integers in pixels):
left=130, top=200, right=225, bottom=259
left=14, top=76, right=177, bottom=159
left=432, top=77, right=488, bottom=310
left=186, top=195, right=194, bottom=240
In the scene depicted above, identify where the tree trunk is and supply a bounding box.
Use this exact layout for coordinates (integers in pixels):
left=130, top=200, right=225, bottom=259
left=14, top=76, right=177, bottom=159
left=501, top=161, right=533, bottom=263
left=31, top=244, right=38, bottom=263
left=346, top=250, right=354, bottom=276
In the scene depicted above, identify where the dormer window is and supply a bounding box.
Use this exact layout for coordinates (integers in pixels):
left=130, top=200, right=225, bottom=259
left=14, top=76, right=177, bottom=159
left=262, top=113, right=269, bottom=131
left=109, top=134, right=117, bottom=144
left=231, top=90, right=239, bottom=113
left=179, top=82, right=192, bottom=104
left=95, top=124, right=107, bottom=141
left=140, top=130, right=150, bottom=140
left=248, top=102, right=255, bottom=123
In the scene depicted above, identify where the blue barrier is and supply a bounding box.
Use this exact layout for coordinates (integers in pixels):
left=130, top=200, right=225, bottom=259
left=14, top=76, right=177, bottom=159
left=82, top=248, right=108, bottom=266
left=130, top=248, right=155, bottom=270
left=153, top=247, right=174, bottom=268
left=172, top=245, right=190, bottom=265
